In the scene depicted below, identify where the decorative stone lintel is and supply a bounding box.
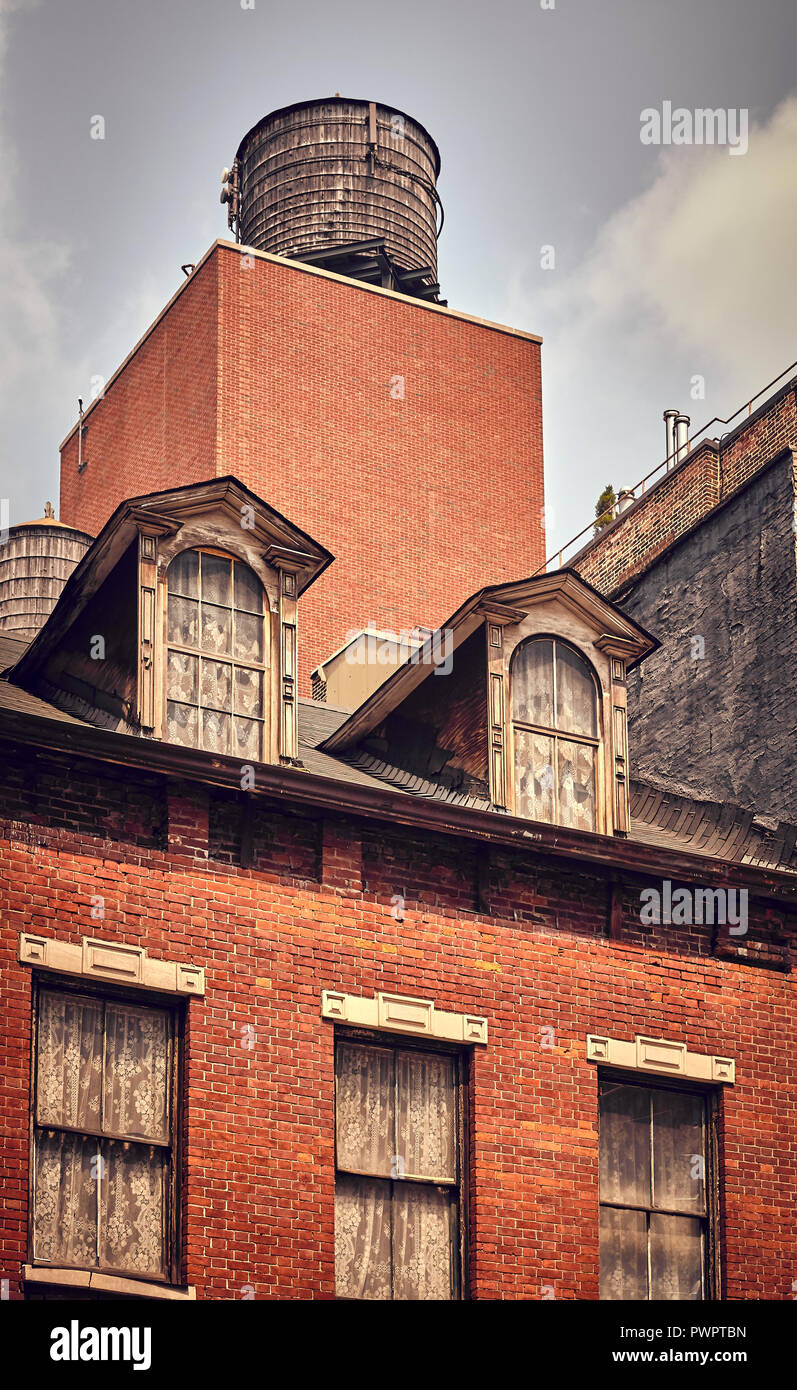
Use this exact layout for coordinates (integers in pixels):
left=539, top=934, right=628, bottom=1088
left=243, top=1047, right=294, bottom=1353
left=321, top=989, right=487, bottom=1045
left=586, top=1032, right=735, bottom=1084
left=19, top=933, right=205, bottom=998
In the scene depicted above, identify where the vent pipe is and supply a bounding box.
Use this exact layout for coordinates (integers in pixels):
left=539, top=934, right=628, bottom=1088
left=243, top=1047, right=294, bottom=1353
left=663, top=409, right=678, bottom=468
left=675, top=412, right=690, bottom=463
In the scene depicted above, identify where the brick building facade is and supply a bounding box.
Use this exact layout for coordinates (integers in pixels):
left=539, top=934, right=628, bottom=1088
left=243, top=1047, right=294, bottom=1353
left=2, top=94, right=795, bottom=1302
left=0, top=474, right=795, bottom=1301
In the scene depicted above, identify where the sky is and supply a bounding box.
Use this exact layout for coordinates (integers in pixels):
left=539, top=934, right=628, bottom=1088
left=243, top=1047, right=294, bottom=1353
left=1, top=0, right=796, bottom=557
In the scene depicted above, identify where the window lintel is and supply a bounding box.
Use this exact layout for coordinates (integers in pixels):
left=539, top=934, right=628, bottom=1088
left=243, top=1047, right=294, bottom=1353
left=322, top=989, right=487, bottom=1044
left=19, top=932, right=205, bottom=997
left=587, top=1033, right=735, bottom=1084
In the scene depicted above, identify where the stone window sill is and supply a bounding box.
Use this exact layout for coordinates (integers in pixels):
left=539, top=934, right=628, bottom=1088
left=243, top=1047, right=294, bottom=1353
left=23, top=1265, right=196, bottom=1300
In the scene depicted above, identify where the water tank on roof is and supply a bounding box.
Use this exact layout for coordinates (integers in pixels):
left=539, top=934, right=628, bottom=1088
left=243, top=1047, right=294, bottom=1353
left=226, top=97, right=443, bottom=300
left=0, top=506, right=93, bottom=642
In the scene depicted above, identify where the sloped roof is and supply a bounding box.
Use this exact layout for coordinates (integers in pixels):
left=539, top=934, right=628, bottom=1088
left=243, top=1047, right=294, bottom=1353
left=7, top=476, right=334, bottom=689
left=2, top=634, right=795, bottom=877
left=630, top=780, right=797, bottom=873
left=322, top=567, right=659, bottom=754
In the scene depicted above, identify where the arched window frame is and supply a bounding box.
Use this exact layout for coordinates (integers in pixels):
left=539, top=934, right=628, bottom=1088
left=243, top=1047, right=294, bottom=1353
left=163, top=545, right=270, bottom=762
left=508, top=634, right=605, bottom=833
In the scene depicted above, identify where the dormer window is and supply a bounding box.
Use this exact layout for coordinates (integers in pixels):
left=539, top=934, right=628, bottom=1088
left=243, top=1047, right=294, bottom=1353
left=165, top=548, right=268, bottom=759
left=511, top=637, right=599, bottom=831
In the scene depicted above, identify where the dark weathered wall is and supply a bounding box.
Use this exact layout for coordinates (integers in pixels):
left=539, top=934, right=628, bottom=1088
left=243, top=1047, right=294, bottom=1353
left=620, top=453, right=797, bottom=822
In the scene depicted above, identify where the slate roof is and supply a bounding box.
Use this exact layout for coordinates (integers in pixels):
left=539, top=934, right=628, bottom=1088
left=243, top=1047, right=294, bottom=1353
left=1, top=634, right=795, bottom=874
left=0, top=635, right=90, bottom=727
left=629, top=780, right=797, bottom=873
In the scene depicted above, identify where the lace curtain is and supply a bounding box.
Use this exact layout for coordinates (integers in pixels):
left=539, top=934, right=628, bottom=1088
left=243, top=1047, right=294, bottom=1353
left=166, top=549, right=266, bottom=759
left=512, top=640, right=597, bottom=830
left=334, top=1043, right=457, bottom=1300
left=33, top=990, right=169, bottom=1277
left=599, top=1083, right=706, bottom=1300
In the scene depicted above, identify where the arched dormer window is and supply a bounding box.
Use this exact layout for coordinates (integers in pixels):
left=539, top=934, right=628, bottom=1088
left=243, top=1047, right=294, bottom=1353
left=511, top=637, right=599, bottom=831
left=165, top=548, right=268, bottom=760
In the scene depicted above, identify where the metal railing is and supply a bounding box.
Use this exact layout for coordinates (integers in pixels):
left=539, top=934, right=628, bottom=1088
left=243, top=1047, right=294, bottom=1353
left=542, top=359, right=797, bottom=573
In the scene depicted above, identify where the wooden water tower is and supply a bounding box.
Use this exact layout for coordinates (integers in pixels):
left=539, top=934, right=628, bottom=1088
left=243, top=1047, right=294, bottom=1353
left=224, top=97, right=444, bottom=302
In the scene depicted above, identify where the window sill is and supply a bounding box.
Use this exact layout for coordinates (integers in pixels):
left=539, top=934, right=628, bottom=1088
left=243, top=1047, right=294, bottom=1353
left=23, top=1265, right=196, bottom=1301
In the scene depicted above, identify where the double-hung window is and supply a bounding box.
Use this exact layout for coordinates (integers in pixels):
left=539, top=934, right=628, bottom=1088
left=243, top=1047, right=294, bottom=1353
left=166, top=547, right=268, bottom=761
left=31, top=984, right=178, bottom=1284
left=599, top=1077, right=715, bottom=1299
left=511, top=637, right=599, bottom=831
left=334, top=1038, right=464, bottom=1300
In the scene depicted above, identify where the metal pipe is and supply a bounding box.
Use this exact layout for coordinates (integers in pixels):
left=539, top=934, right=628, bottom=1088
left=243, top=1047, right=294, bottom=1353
left=663, top=409, right=678, bottom=468
left=675, top=413, right=691, bottom=462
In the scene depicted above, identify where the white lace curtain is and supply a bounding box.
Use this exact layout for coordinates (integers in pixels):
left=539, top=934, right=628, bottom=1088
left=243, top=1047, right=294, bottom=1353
left=33, top=990, right=170, bottom=1277
left=599, top=1082, right=706, bottom=1300
left=512, top=640, right=598, bottom=831
left=334, top=1043, right=457, bottom=1300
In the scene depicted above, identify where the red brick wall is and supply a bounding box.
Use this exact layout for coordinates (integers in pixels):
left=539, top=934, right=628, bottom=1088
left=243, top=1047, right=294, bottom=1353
left=60, top=255, right=219, bottom=533
left=2, top=747, right=795, bottom=1300
left=573, top=382, right=797, bottom=597
left=59, top=244, right=544, bottom=693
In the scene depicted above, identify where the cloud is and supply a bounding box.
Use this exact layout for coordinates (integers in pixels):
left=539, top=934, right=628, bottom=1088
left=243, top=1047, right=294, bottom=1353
left=511, top=94, right=797, bottom=554
left=545, top=95, right=797, bottom=394
left=0, top=0, right=89, bottom=522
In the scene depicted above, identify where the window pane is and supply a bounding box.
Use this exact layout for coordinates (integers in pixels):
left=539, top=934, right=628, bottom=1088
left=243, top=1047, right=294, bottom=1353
left=652, top=1089, right=705, bottom=1214
left=100, top=1141, right=165, bottom=1277
left=168, top=550, right=198, bottom=598
left=599, top=1083, right=651, bottom=1206
left=336, top=1044, right=394, bottom=1176
left=200, top=659, right=232, bottom=712
left=234, top=666, right=263, bottom=718
left=234, top=610, right=264, bottom=664
left=650, top=1213, right=703, bottom=1299
left=512, top=639, right=554, bottom=727
left=202, top=708, right=230, bottom=754
left=233, top=717, right=261, bottom=762
left=200, top=603, right=232, bottom=656
left=103, top=1004, right=169, bottom=1142
left=335, top=1175, right=392, bottom=1299
left=396, top=1052, right=456, bottom=1181
left=200, top=553, right=232, bottom=607
left=166, top=650, right=198, bottom=704
left=514, top=729, right=555, bottom=823
left=393, top=1183, right=454, bottom=1300
left=166, top=701, right=198, bottom=748
left=36, top=991, right=103, bottom=1130
left=167, top=595, right=198, bottom=649
left=556, top=643, right=597, bottom=737
left=33, top=1131, right=98, bottom=1267
left=557, top=739, right=596, bottom=832
left=600, top=1206, right=648, bottom=1300
left=234, top=562, right=263, bottom=614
